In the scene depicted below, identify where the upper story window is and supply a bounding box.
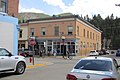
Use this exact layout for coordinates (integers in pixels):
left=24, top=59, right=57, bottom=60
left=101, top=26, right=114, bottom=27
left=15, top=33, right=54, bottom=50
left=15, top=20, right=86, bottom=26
left=96, top=34, right=97, bottom=41
left=19, top=30, right=22, bottom=38
left=30, top=28, right=34, bottom=37
left=54, top=26, right=59, bottom=36
left=93, top=33, right=94, bottom=39
left=77, top=26, right=80, bottom=36
left=68, top=26, right=73, bottom=35
left=41, top=27, right=46, bottom=36
left=90, top=32, right=92, bottom=39
left=0, top=0, right=8, bottom=13
left=87, top=31, right=89, bottom=38
left=83, top=29, right=85, bottom=37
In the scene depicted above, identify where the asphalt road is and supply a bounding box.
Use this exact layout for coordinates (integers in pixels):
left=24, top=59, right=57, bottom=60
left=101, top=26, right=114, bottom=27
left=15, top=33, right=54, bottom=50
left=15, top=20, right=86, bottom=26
left=0, top=54, right=120, bottom=80
left=0, top=57, right=78, bottom=80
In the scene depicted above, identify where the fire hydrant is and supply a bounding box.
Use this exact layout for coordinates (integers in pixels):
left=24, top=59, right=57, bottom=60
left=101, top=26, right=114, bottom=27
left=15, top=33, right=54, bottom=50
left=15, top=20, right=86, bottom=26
left=30, top=57, right=32, bottom=63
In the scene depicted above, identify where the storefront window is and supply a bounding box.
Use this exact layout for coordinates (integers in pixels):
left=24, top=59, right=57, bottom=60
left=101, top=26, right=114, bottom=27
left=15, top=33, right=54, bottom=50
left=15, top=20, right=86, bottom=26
left=47, top=40, right=52, bottom=45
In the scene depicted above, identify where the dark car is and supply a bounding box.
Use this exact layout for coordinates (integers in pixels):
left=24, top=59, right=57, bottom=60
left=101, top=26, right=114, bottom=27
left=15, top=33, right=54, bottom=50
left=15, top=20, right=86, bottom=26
left=116, top=49, right=120, bottom=56
left=18, top=50, right=27, bottom=57
left=24, top=49, right=33, bottom=57
left=100, top=49, right=109, bottom=55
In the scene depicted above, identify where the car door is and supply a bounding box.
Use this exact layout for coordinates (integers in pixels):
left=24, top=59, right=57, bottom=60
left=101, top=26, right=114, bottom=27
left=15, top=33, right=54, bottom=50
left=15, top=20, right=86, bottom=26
left=113, top=59, right=120, bottom=79
left=0, top=49, right=16, bottom=71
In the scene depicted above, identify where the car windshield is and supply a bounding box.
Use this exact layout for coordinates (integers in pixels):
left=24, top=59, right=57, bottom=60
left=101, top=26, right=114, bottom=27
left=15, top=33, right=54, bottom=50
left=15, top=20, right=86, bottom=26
left=74, top=60, right=112, bottom=71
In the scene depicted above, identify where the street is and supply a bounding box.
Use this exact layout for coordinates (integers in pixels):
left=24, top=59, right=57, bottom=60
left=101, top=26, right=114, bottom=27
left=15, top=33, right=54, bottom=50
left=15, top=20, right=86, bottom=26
left=0, top=57, right=78, bottom=80
left=0, top=54, right=120, bottom=80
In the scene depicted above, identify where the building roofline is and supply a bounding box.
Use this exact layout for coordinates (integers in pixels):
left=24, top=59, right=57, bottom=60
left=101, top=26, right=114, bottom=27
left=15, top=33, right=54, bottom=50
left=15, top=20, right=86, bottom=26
left=27, top=15, right=102, bottom=33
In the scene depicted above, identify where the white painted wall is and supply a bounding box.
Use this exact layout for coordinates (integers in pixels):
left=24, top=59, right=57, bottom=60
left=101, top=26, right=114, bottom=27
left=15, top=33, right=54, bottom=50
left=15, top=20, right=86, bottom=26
left=0, top=22, right=14, bottom=53
left=0, top=14, right=18, bottom=55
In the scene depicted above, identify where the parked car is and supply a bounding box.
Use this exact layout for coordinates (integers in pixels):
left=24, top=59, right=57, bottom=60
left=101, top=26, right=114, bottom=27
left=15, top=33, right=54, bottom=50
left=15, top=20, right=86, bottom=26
left=106, top=50, right=110, bottom=54
left=116, top=49, right=120, bottom=56
left=0, top=48, right=26, bottom=74
left=66, top=57, right=120, bottom=80
left=18, top=50, right=27, bottom=57
left=101, top=49, right=109, bottom=55
left=24, top=49, right=33, bottom=57
left=18, top=49, right=33, bottom=57
left=88, top=50, right=99, bottom=56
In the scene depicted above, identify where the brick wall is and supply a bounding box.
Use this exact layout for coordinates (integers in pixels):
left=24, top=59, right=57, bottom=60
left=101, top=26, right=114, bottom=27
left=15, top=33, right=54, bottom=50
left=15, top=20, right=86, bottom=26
left=8, top=0, right=19, bottom=18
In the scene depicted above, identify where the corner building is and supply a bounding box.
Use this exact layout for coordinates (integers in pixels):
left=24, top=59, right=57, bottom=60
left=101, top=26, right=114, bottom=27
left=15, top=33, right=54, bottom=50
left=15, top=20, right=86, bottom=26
left=27, top=15, right=102, bottom=56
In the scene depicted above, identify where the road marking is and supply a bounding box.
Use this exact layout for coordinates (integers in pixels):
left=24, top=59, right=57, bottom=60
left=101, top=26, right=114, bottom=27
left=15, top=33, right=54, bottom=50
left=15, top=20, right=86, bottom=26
left=27, top=64, right=45, bottom=69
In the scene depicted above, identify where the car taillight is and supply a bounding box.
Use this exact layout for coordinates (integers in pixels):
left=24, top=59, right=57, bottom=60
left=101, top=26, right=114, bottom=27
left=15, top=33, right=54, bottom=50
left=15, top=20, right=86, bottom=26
left=66, top=74, right=77, bottom=80
left=102, top=78, right=116, bottom=80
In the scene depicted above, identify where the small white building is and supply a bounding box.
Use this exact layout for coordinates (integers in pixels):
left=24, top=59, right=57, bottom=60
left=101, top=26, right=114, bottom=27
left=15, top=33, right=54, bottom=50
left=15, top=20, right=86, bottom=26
left=0, top=13, right=19, bottom=55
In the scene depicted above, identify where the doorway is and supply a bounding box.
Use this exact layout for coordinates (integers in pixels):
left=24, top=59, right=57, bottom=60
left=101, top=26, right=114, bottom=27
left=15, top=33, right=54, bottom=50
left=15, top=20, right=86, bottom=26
left=61, top=45, right=66, bottom=55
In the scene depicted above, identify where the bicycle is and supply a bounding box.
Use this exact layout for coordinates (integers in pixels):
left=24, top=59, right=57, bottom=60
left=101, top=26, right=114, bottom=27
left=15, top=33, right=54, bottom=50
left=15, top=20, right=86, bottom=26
left=39, top=50, right=46, bottom=58
left=62, top=51, right=73, bottom=60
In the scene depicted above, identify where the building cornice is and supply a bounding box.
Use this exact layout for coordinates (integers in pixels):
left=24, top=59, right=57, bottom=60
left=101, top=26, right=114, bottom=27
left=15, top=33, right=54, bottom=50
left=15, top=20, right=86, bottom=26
left=27, top=15, right=102, bottom=33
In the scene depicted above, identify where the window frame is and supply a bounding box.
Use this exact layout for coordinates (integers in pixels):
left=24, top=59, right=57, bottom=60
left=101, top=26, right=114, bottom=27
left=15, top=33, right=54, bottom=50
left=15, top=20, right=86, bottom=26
left=0, top=0, right=8, bottom=13
left=54, top=26, right=59, bottom=36
left=41, top=27, right=46, bottom=36
left=68, top=26, right=73, bottom=36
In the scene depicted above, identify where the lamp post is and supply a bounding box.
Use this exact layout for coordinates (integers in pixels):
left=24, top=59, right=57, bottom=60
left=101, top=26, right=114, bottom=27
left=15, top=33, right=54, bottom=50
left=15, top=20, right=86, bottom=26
left=61, top=36, right=65, bottom=58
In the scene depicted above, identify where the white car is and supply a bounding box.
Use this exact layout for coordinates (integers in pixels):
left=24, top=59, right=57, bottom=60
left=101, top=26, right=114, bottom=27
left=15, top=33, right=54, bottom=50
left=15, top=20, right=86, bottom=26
left=0, top=48, right=26, bottom=74
left=66, top=57, right=120, bottom=80
left=89, top=50, right=99, bottom=56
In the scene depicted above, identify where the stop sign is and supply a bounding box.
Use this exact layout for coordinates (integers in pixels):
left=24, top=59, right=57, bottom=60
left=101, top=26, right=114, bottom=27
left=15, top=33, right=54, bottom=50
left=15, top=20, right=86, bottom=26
left=29, top=38, right=36, bottom=46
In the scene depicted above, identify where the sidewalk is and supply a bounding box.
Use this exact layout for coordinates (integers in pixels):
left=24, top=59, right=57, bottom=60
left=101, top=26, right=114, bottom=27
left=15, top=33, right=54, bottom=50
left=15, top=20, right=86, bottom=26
left=25, top=55, right=86, bottom=69
left=25, top=57, right=54, bottom=69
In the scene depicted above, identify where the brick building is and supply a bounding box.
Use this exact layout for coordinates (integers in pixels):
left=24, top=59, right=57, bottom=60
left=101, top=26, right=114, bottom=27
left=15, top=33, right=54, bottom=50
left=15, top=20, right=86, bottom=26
left=19, top=15, right=102, bottom=56
left=0, top=0, right=19, bottom=17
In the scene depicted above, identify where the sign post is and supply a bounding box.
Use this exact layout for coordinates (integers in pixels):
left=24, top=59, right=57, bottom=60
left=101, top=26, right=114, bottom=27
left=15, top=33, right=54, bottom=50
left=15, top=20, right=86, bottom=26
left=29, top=37, right=36, bottom=65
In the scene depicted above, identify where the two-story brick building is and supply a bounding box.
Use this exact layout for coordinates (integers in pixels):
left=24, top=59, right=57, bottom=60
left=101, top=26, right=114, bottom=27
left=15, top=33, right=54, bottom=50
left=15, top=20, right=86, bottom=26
left=19, top=15, right=101, bottom=56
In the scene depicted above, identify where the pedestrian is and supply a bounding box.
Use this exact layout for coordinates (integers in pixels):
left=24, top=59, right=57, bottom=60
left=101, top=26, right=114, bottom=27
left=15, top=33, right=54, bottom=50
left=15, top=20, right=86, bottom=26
left=67, top=49, right=70, bottom=58
left=53, top=49, right=57, bottom=57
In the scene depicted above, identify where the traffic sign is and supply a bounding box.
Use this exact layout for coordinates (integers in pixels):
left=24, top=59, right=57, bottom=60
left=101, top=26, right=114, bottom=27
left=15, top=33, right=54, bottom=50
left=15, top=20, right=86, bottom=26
left=29, top=38, right=36, bottom=46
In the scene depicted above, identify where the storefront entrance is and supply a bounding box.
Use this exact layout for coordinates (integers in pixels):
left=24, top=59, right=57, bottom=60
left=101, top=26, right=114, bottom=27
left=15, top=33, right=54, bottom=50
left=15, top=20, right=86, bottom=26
left=61, top=45, right=66, bottom=55
left=36, top=39, right=79, bottom=56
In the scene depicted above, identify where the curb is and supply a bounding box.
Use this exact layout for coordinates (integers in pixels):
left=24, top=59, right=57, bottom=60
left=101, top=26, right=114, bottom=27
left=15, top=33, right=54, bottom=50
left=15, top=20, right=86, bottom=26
left=26, top=56, right=86, bottom=69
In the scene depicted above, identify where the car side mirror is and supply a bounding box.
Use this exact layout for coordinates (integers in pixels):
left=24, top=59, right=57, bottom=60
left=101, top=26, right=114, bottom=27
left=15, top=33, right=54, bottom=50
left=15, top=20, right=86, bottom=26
left=8, top=53, right=13, bottom=57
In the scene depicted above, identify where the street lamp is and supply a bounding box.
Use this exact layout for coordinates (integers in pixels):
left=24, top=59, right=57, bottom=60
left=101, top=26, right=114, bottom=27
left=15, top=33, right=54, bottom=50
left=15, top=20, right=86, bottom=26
left=61, top=36, right=66, bottom=57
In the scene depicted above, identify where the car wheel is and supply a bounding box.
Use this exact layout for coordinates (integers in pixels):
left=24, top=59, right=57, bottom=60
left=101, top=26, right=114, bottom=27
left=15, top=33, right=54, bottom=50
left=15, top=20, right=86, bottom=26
left=15, top=62, right=26, bottom=74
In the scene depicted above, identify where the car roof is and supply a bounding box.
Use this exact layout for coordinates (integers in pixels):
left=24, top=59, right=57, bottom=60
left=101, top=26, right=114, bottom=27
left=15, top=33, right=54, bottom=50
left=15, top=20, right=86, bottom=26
left=81, top=56, right=113, bottom=62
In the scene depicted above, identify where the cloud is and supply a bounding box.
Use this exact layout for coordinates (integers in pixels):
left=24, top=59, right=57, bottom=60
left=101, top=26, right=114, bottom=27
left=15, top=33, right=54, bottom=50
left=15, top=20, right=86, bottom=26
left=43, top=0, right=120, bottom=18
left=43, top=0, right=67, bottom=10
left=62, top=0, right=120, bottom=18
left=19, top=0, right=120, bottom=18
left=19, top=5, right=44, bottom=13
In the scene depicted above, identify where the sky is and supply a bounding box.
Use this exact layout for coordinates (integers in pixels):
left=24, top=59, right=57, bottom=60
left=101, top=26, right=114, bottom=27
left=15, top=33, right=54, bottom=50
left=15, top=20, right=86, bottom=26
left=19, top=0, right=120, bottom=18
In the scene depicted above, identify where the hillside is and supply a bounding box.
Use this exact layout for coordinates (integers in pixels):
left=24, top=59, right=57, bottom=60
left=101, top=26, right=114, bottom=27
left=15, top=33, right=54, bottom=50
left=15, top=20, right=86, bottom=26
left=18, top=12, right=51, bottom=20
left=18, top=12, right=73, bottom=19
